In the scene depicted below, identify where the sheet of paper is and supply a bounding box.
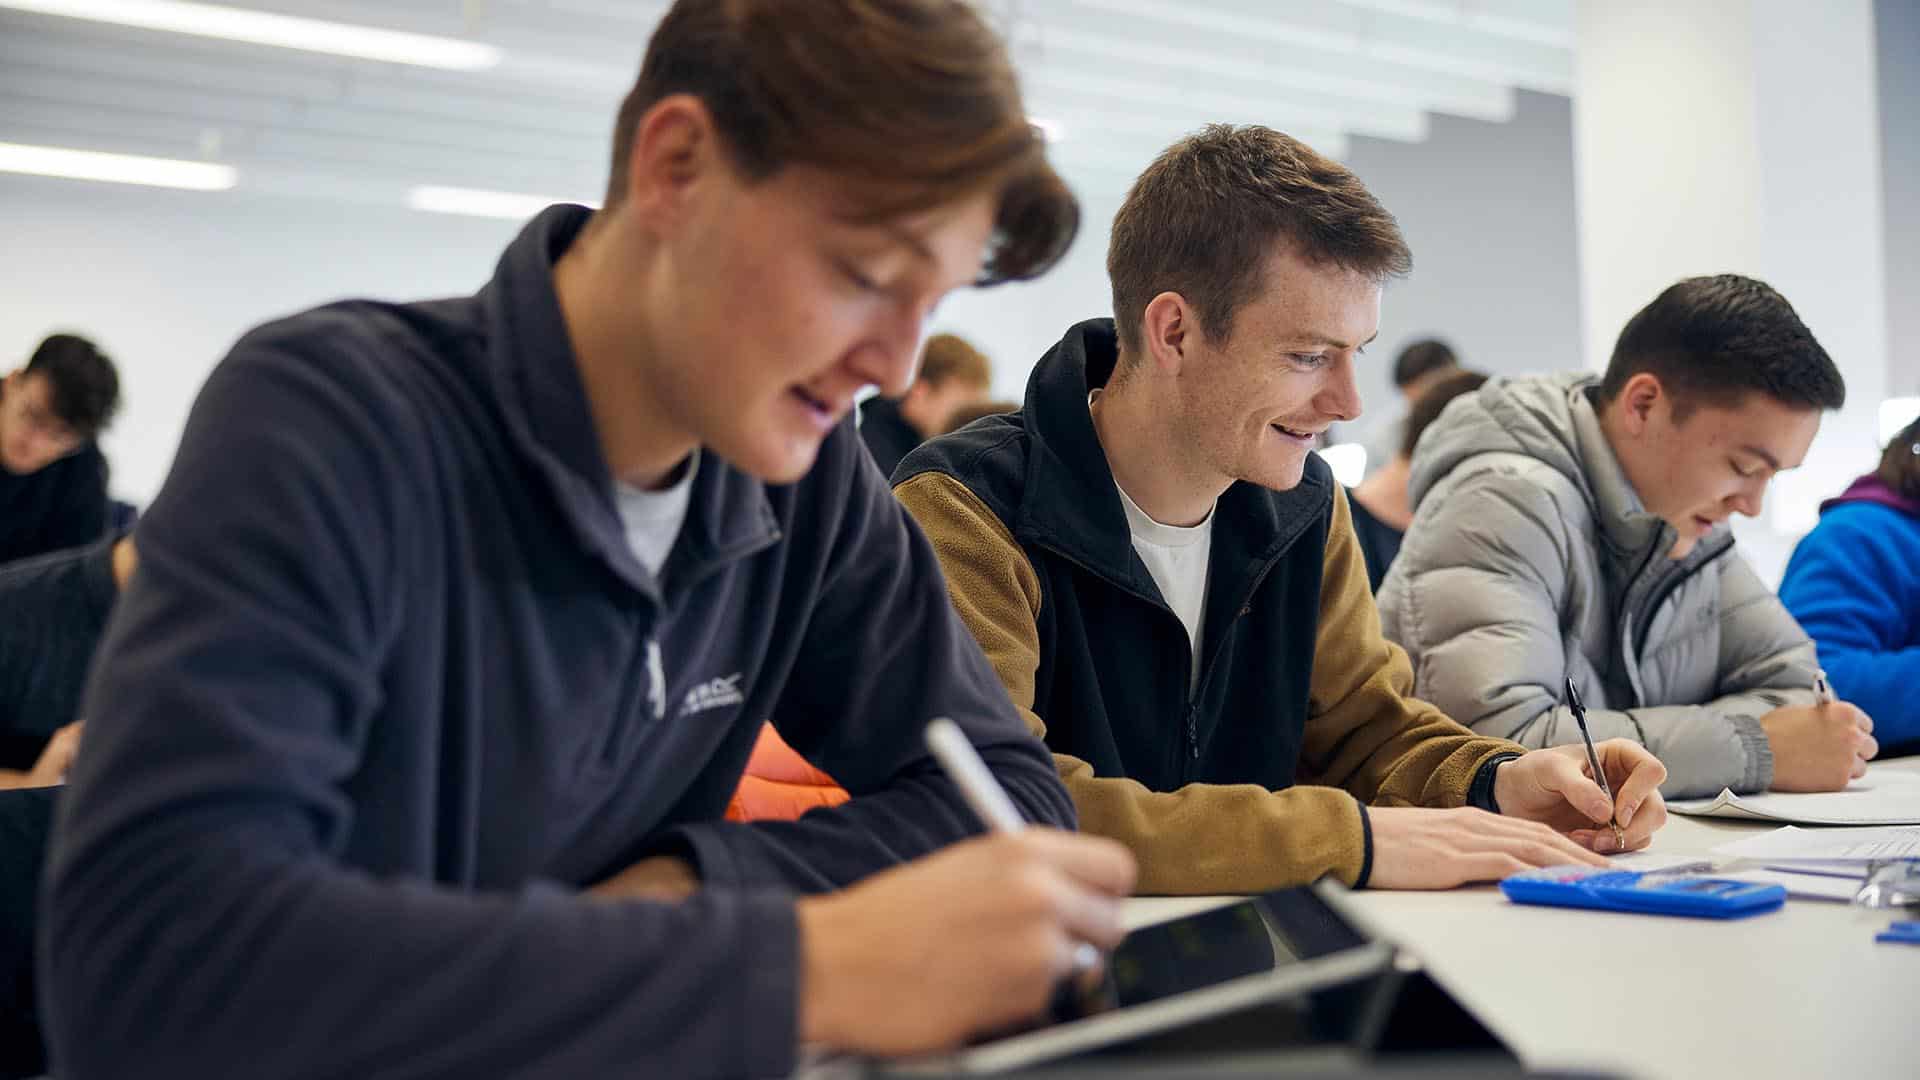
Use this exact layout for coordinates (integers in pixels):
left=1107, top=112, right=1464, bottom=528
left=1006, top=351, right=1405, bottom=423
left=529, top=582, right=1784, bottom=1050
left=1667, top=767, right=1920, bottom=825
left=1716, top=868, right=1861, bottom=902
left=1711, top=824, right=1920, bottom=862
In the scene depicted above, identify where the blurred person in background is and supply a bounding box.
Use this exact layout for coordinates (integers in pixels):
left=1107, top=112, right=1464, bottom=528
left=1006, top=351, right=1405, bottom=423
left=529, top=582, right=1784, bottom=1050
left=0, top=536, right=135, bottom=789
left=859, top=331, right=993, bottom=475
left=941, top=397, right=1018, bottom=435
left=1779, top=413, right=1920, bottom=756
left=1379, top=275, right=1875, bottom=799
left=0, top=533, right=133, bottom=1076
left=1357, top=337, right=1458, bottom=478
left=0, top=334, right=120, bottom=565
left=1346, top=369, right=1487, bottom=591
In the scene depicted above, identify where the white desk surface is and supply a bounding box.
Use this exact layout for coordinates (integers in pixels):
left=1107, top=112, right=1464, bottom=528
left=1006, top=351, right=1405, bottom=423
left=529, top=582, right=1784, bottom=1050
left=1124, top=757, right=1920, bottom=1080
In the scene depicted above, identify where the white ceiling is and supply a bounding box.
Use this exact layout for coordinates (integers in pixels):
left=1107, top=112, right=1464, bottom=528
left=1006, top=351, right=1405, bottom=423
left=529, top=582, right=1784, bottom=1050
left=0, top=0, right=1575, bottom=212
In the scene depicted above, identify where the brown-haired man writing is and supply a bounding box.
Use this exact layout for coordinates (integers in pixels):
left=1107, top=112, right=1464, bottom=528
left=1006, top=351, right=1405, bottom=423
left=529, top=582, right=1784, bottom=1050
left=43, top=3, right=1132, bottom=1076
left=896, top=125, right=1668, bottom=896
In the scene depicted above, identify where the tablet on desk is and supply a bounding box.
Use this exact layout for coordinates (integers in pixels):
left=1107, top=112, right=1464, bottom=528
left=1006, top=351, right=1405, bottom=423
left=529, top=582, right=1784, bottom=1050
left=889, top=880, right=1398, bottom=1075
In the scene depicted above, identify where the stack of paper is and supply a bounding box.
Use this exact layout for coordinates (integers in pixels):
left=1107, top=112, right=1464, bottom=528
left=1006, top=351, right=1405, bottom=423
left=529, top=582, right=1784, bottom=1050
left=1667, top=768, right=1920, bottom=825
left=1709, top=824, right=1920, bottom=863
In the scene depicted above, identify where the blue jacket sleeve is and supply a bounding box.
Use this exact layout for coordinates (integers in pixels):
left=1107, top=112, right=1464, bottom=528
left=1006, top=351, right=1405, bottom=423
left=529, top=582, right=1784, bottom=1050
left=1778, top=503, right=1920, bottom=745
left=665, top=434, right=1076, bottom=892
left=41, top=344, right=803, bottom=1080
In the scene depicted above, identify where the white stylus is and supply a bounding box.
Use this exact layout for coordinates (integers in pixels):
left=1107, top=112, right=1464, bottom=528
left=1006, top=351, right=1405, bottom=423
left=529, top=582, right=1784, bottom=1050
left=925, top=716, right=1028, bottom=833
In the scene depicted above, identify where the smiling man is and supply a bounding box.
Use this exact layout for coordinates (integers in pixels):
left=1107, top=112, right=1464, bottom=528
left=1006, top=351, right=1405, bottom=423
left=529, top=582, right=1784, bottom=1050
left=1378, top=275, right=1874, bottom=799
left=894, top=125, right=1669, bottom=897
left=0, top=334, right=119, bottom=565
left=40, top=3, right=1138, bottom=1077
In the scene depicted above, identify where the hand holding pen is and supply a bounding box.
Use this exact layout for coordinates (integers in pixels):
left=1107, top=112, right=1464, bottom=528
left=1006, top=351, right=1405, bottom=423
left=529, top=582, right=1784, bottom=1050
left=1757, top=670, right=1877, bottom=792
left=1480, top=683, right=1670, bottom=854
left=787, top=720, right=1134, bottom=1056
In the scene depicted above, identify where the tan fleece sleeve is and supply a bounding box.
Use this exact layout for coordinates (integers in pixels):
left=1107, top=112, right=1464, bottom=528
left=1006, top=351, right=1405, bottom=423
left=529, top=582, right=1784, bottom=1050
left=895, top=471, right=1376, bottom=895
left=1299, top=486, right=1525, bottom=805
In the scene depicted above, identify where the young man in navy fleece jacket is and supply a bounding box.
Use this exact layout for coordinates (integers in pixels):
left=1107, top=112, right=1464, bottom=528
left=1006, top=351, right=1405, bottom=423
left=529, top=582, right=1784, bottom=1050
left=39, top=3, right=1134, bottom=1076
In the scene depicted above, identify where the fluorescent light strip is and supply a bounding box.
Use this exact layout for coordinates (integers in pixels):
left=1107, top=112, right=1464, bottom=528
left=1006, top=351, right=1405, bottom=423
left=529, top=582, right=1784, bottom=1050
left=0, top=0, right=501, bottom=71
left=0, top=140, right=235, bottom=190
left=407, top=185, right=592, bottom=221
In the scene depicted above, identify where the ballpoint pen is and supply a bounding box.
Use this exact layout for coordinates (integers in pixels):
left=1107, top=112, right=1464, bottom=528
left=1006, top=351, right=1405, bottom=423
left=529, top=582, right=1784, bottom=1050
left=1814, top=669, right=1835, bottom=706
left=1565, top=678, right=1627, bottom=852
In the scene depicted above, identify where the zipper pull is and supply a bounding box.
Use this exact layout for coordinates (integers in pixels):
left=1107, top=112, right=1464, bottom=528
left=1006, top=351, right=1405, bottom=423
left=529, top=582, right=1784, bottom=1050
left=1187, top=710, right=1200, bottom=759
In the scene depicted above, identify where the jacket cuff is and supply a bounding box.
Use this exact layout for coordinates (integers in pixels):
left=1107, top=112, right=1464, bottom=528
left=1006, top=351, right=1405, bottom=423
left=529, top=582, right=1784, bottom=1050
left=1469, top=753, right=1524, bottom=814
left=1730, top=714, right=1775, bottom=793
left=1353, top=799, right=1374, bottom=888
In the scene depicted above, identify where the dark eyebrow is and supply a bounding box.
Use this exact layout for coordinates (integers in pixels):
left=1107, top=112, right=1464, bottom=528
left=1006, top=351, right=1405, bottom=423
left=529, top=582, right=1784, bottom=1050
left=1739, top=445, right=1782, bottom=471
left=1293, top=330, right=1380, bottom=351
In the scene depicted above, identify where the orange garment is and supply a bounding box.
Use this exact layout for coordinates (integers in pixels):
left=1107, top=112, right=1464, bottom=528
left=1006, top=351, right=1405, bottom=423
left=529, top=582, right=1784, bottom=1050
left=725, top=724, right=850, bottom=821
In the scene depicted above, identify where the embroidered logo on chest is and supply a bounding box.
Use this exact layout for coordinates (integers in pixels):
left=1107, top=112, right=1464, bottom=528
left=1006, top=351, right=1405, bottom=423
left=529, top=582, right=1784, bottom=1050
left=681, top=672, right=746, bottom=716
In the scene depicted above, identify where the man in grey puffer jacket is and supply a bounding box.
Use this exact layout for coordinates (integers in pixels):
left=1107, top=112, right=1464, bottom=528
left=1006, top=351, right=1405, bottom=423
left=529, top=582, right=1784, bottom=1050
left=1378, top=275, right=1878, bottom=798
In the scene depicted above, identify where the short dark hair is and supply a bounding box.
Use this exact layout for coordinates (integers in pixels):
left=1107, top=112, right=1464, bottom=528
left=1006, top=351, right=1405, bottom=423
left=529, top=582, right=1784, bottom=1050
left=1401, top=369, right=1488, bottom=458
left=25, top=333, right=120, bottom=437
left=1879, top=414, right=1920, bottom=502
left=1107, top=124, right=1411, bottom=357
left=606, top=0, right=1076, bottom=286
left=1598, top=275, right=1845, bottom=418
left=1392, top=338, right=1458, bottom=389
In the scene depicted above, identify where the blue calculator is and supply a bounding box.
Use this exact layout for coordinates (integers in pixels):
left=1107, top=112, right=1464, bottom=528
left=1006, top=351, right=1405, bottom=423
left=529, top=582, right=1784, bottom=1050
left=1500, top=866, right=1786, bottom=919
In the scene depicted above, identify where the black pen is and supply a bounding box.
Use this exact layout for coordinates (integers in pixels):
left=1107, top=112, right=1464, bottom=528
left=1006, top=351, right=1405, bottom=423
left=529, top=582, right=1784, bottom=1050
left=1565, top=678, right=1626, bottom=851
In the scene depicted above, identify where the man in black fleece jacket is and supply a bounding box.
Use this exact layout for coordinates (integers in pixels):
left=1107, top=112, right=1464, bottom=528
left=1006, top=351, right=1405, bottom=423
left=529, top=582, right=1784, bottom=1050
left=39, top=3, right=1133, bottom=1077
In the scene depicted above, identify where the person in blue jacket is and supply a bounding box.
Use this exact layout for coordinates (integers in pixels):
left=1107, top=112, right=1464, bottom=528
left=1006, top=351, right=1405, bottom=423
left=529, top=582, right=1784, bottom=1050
left=38, top=3, right=1135, bottom=1078
left=1780, top=414, right=1920, bottom=754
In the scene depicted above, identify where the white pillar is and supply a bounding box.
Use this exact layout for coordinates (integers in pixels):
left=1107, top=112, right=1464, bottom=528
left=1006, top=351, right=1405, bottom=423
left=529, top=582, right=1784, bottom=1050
left=1573, top=0, right=1889, bottom=580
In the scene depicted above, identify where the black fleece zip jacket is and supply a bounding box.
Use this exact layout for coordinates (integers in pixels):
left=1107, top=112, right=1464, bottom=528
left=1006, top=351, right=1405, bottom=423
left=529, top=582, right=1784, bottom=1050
left=41, top=206, right=1072, bottom=1080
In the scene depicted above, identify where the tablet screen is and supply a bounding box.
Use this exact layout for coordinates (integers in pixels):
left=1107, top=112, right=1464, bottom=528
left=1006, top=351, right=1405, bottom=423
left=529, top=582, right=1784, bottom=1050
left=1069, top=884, right=1372, bottom=1018
left=895, top=883, right=1394, bottom=1075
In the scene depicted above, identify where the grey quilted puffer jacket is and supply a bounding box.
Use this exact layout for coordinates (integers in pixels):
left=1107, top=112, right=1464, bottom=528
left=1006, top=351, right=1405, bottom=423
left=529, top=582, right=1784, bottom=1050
left=1376, top=372, right=1817, bottom=798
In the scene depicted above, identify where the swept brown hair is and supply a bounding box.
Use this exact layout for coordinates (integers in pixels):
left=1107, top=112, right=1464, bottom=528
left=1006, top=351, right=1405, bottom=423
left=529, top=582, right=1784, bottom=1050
left=606, top=0, right=1077, bottom=285
left=1107, top=124, right=1410, bottom=356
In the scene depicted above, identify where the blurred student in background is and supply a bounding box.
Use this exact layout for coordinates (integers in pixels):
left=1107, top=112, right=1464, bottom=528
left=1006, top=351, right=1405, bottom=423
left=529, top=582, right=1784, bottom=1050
left=941, top=397, right=1018, bottom=436
left=1358, top=337, right=1458, bottom=479
left=1346, top=368, right=1487, bottom=591
left=1780, top=413, right=1920, bottom=756
left=858, top=331, right=993, bottom=475
left=1380, top=276, right=1875, bottom=799
left=0, top=536, right=134, bottom=790
left=0, top=334, right=120, bottom=565
left=0, top=533, right=133, bottom=1075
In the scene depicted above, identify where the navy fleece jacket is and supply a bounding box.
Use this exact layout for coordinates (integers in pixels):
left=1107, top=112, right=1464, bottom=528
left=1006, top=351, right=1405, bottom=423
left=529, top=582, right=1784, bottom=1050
left=41, top=206, right=1073, bottom=1080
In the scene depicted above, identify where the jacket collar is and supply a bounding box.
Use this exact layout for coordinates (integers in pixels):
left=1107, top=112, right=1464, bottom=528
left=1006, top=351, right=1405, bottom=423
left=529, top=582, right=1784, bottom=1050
left=1014, top=318, right=1330, bottom=596
left=1823, top=473, right=1920, bottom=519
left=474, top=205, right=778, bottom=601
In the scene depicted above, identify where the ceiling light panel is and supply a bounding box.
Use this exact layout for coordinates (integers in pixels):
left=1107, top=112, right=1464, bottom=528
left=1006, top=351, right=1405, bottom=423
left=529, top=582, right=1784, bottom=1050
left=0, top=0, right=502, bottom=70
left=0, top=139, right=235, bottom=188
